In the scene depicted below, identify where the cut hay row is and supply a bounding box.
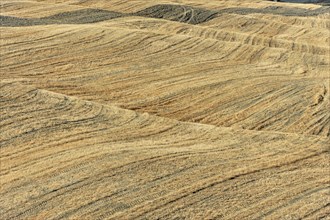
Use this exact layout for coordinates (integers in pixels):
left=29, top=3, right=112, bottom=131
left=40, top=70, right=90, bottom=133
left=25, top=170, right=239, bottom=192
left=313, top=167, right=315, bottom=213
left=1, top=82, right=329, bottom=219
left=1, top=16, right=329, bottom=136
left=0, top=0, right=329, bottom=219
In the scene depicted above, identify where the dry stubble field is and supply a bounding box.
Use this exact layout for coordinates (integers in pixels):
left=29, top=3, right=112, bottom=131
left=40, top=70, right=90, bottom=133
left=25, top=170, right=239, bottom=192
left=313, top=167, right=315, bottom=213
left=0, top=0, right=330, bottom=219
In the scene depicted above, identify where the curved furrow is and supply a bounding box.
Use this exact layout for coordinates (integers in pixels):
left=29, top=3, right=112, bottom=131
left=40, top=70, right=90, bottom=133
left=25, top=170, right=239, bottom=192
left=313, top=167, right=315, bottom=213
left=1, top=1, right=330, bottom=218
left=2, top=20, right=328, bottom=135
left=103, top=17, right=329, bottom=56
left=1, top=22, right=327, bottom=77
left=1, top=81, right=329, bottom=219
left=110, top=150, right=329, bottom=219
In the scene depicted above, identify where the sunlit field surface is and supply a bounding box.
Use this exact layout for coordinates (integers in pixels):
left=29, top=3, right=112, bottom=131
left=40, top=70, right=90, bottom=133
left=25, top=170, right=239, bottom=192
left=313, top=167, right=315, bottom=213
left=1, top=0, right=329, bottom=219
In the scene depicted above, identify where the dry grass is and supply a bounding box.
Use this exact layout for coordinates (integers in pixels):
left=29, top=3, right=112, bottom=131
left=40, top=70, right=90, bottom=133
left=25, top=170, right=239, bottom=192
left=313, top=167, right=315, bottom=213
left=0, top=0, right=329, bottom=219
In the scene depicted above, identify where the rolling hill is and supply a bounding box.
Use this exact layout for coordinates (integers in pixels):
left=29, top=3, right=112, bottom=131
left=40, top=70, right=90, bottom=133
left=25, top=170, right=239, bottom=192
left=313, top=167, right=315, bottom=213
left=1, top=0, right=329, bottom=219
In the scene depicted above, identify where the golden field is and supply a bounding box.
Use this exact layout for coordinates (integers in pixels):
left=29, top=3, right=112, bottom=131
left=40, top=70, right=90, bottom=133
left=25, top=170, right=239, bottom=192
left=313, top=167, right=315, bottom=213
left=0, top=0, right=329, bottom=219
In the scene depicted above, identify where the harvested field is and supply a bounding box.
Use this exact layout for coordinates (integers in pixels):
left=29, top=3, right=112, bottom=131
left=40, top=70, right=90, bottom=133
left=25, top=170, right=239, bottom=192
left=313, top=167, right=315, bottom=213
left=1, top=4, right=330, bottom=27
left=0, top=0, right=330, bottom=219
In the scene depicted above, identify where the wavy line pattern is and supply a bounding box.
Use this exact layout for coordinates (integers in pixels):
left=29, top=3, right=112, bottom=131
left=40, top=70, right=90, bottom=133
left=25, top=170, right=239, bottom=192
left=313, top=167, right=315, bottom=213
left=1, top=82, right=329, bottom=219
left=1, top=4, right=329, bottom=27
left=0, top=0, right=329, bottom=219
left=1, top=15, right=328, bottom=136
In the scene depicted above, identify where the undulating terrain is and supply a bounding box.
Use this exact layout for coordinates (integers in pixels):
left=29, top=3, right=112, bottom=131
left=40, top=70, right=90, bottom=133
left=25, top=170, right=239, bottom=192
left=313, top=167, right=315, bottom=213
left=1, top=0, right=329, bottom=219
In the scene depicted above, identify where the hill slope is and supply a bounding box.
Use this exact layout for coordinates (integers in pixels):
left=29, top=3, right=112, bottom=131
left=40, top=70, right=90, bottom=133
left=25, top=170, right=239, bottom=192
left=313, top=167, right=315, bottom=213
left=1, top=15, right=329, bottom=135
left=1, top=82, right=329, bottom=219
left=0, top=0, right=329, bottom=219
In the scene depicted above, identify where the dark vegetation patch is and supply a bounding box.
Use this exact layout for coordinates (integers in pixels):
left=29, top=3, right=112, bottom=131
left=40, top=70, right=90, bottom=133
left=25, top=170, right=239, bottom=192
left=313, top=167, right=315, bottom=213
left=133, top=4, right=218, bottom=25
left=0, top=9, right=124, bottom=27
left=0, top=5, right=218, bottom=27
left=0, top=16, right=49, bottom=27
left=269, top=0, right=330, bottom=6
left=220, top=5, right=330, bottom=16
left=1, top=4, right=329, bottom=27
left=43, top=9, right=124, bottom=24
